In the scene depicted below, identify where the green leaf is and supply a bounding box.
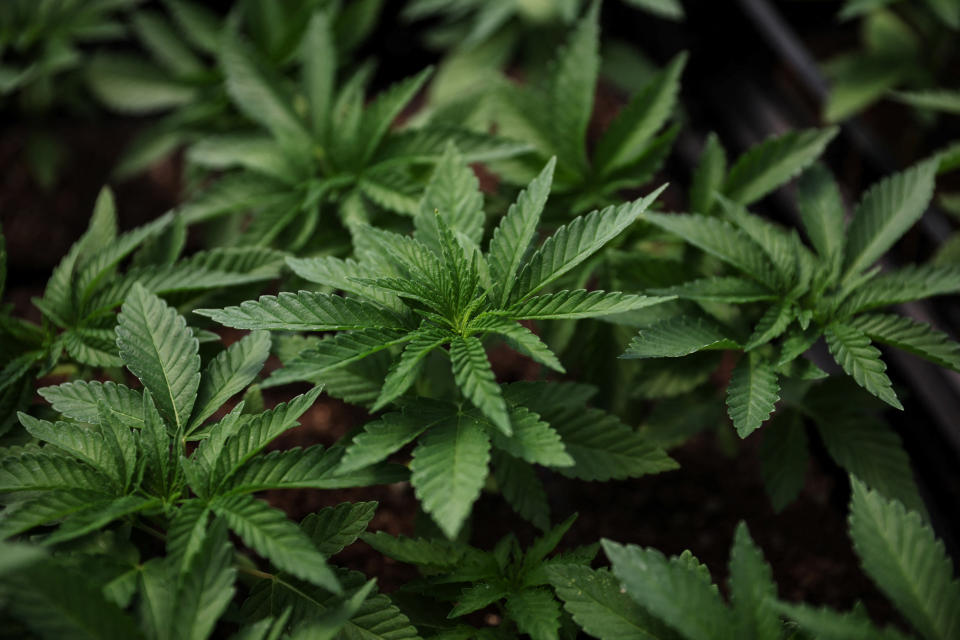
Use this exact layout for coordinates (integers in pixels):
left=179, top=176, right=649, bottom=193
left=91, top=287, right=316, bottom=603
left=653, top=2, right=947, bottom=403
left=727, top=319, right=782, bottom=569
left=774, top=601, right=910, bottom=640
left=515, top=188, right=665, bottom=301
left=643, top=212, right=778, bottom=289
left=372, top=327, right=449, bottom=411
left=486, top=405, right=573, bottom=468
left=195, top=291, right=405, bottom=331
left=825, top=323, right=902, bottom=409
left=449, top=582, right=510, bottom=618
left=722, top=128, right=838, bottom=206
left=487, top=158, right=556, bottom=306
left=848, top=313, right=960, bottom=372
left=814, top=415, right=924, bottom=515
left=18, top=414, right=122, bottom=487
left=491, top=450, right=550, bottom=531
left=843, top=160, right=938, bottom=279
left=849, top=477, right=960, bottom=640
left=501, top=290, right=671, bottom=320
left=38, top=380, right=143, bottom=429
left=651, top=277, right=775, bottom=303
left=726, top=354, right=780, bottom=438
left=116, top=284, right=200, bottom=430
left=221, top=24, right=309, bottom=153
left=361, top=532, right=472, bottom=570
left=622, top=0, right=686, bottom=19
left=622, top=316, right=739, bottom=359
left=301, top=501, right=378, bottom=557
left=594, top=51, right=686, bottom=176
left=86, top=54, right=196, bottom=113
left=45, top=494, right=160, bottom=545
left=416, top=143, right=484, bottom=250
left=505, top=588, right=562, bottom=640
left=172, top=518, right=237, bottom=640
left=337, top=406, right=443, bottom=473
left=471, top=317, right=565, bottom=373
left=603, top=540, right=734, bottom=640
left=548, top=564, right=673, bottom=640
left=410, top=412, right=491, bottom=539
left=213, top=494, right=340, bottom=593
left=728, top=523, right=780, bottom=640
left=689, top=132, right=727, bottom=214
left=797, top=162, right=846, bottom=264
left=892, top=89, right=960, bottom=114
left=167, top=499, right=210, bottom=576
left=759, top=412, right=809, bottom=512
left=302, top=10, right=335, bottom=137
left=449, top=336, right=511, bottom=436
left=360, top=67, right=433, bottom=163
left=547, top=3, right=600, bottom=173
left=539, top=405, right=678, bottom=481
left=841, top=264, right=960, bottom=314
left=189, top=330, right=271, bottom=431
left=0, top=491, right=101, bottom=539
left=0, top=451, right=112, bottom=493
left=288, top=580, right=378, bottom=640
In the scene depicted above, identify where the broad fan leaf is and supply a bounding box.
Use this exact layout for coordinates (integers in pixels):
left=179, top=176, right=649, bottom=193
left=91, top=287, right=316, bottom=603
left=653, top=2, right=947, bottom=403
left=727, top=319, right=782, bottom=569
left=825, top=323, right=902, bottom=410
left=449, top=336, right=512, bottom=435
left=195, top=292, right=407, bottom=331
left=622, top=316, right=739, bottom=359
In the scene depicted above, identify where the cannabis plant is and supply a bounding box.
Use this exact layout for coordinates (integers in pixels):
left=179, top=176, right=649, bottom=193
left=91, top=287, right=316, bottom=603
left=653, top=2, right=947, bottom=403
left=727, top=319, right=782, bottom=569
left=179, top=8, right=526, bottom=252
left=365, top=513, right=597, bottom=640
left=493, top=4, right=686, bottom=215
left=0, top=188, right=284, bottom=428
left=86, top=0, right=384, bottom=179
left=198, top=147, right=676, bottom=536
left=0, top=286, right=408, bottom=638
left=825, top=0, right=960, bottom=122
left=0, top=0, right=138, bottom=187
left=624, top=157, right=960, bottom=438
left=592, top=477, right=959, bottom=640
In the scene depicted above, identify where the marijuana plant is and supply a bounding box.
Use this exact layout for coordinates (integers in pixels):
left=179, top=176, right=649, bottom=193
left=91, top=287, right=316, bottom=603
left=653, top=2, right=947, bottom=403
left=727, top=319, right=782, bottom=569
left=86, top=0, right=384, bottom=178
left=592, top=477, right=959, bottom=640
left=366, top=513, right=597, bottom=640
left=825, top=0, right=960, bottom=122
left=0, top=188, right=285, bottom=428
left=493, top=3, right=686, bottom=215
left=179, top=9, right=526, bottom=252
left=198, top=146, right=676, bottom=537
left=1, top=285, right=408, bottom=638
left=624, top=157, right=960, bottom=437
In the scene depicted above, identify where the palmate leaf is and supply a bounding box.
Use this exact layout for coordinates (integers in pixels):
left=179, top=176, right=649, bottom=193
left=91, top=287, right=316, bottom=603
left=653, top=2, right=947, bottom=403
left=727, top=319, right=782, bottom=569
left=449, top=336, right=511, bottom=435
left=743, top=303, right=793, bottom=352
left=409, top=412, right=491, bottom=539
left=450, top=582, right=511, bottom=618
left=484, top=405, right=573, bottom=468
left=487, top=158, right=556, bottom=306
left=848, top=313, right=960, bottom=372
left=774, top=601, right=910, bottom=640
left=170, top=518, right=237, bottom=640
left=825, top=323, right=902, bottom=409
left=652, top=276, right=777, bottom=303
left=167, top=499, right=210, bottom=577
left=892, top=89, right=960, bottom=114
left=728, top=523, right=780, bottom=640
left=337, top=406, right=443, bottom=473
left=514, top=187, right=666, bottom=301
left=504, top=588, right=561, bottom=640
left=18, top=414, right=122, bottom=487
left=726, top=354, right=780, bottom=438
left=195, top=291, right=407, bottom=331
left=116, top=284, right=200, bottom=430
left=372, top=326, right=449, bottom=411
left=841, top=264, right=960, bottom=314
left=500, top=290, right=671, bottom=320
left=849, top=478, right=960, bottom=640
left=594, top=51, right=687, bottom=176
left=0, top=491, right=103, bottom=539
left=300, top=501, right=378, bottom=557
left=722, top=127, right=838, bottom=206
left=603, top=540, right=735, bottom=640
left=547, top=564, right=674, bottom=640
left=287, top=255, right=400, bottom=309
left=189, top=330, right=271, bottom=432
left=44, top=494, right=161, bottom=546
left=644, top=212, right=778, bottom=289
left=622, top=316, right=739, bottom=359
left=843, top=160, right=938, bottom=280
left=213, top=494, right=340, bottom=593
left=359, top=67, right=433, bottom=164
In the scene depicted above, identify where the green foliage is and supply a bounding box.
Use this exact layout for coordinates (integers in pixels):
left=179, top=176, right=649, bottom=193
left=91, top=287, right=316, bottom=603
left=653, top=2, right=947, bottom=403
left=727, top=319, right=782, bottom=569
left=634, top=157, right=958, bottom=437
left=367, top=513, right=599, bottom=640
left=0, top=188, right=283, bottom=427
left=1, top=287, right=403, bottom=637
left=493, top=4, right=686, bottom=214
left=200, top=148, right=674, bottom=536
